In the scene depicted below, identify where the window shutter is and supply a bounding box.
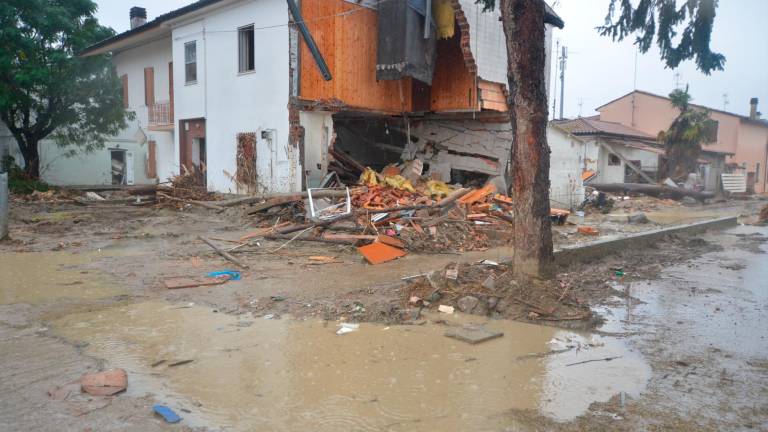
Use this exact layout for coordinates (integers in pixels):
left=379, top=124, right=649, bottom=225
left=144, top=67, right=155, bottom=106
left=168, top=62, right=174, bottom=123
left=147, top=140, right=157, bottom=179
left=121, top=75, right=129, bottom=108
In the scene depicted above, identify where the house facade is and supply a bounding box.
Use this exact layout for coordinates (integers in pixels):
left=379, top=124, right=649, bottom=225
left=596, top=90, right=768, bottom=194
left=553, top=117, right=729, bottom=193
left=71, top=0, right=563, bottom=193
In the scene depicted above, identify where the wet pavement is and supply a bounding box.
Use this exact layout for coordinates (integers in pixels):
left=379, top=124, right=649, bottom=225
left=1, top=219, right=766, bottom=431
left=51, top=303, right=648, bottom=431
left=0, top=251, right=123, bottom=305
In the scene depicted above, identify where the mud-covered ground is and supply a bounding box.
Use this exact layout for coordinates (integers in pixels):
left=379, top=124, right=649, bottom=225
left=0, top=197, right=766, bottom=431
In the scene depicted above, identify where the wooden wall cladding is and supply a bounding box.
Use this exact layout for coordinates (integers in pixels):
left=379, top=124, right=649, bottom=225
left=299, top=0, right=483, bottom=114
left=299, top=0, right=411, bottom=112
left=429, top=29, right=477, bottom=112
left=478, top=80, right=508, bottom=112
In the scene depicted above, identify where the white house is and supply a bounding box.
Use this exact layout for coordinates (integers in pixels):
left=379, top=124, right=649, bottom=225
left=3, top=0, right=565, bottom=193
left=78, top=2, right=296, bottom=193
left=552, top=116, right=729, bottom=192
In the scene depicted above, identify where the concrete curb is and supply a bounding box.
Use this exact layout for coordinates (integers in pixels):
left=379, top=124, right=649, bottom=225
left=554, top=216, right=738, bottom=266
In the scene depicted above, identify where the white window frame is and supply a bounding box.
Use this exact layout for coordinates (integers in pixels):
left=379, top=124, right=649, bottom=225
left=184, top=41, right=197, bottom=84
left=238, top=24, right=255, bottom=74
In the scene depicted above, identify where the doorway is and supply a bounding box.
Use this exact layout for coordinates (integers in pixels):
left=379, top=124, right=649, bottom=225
left=110, top=149, right=134, bottom=185
left=111, top=150, right=126, bottom=185
left=180, top=118, right=207, bottom=186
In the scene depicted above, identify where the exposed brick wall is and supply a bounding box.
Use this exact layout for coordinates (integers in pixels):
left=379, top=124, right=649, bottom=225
left=451, top=0, right=478, bottom=75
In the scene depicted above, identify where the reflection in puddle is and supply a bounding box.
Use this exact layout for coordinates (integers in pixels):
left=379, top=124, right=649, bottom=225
left=0, top=252, right=123, bottom=305
left=52, top=302, right=648, bottom=431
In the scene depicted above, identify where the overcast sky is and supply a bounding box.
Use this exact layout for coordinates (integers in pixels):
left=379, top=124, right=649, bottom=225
left=95, top=0, right=768, bottom=119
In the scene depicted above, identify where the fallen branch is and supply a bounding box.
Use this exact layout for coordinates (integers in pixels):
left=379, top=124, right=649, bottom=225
left=565, top=356, right=622, bottom=367
left=274, top=212, right=354, bottom=235
left=198, top=236, right=250, bottom=269
left=158, top=192, right=225, bottom=211
left=267, top=226, right=314, bottom=253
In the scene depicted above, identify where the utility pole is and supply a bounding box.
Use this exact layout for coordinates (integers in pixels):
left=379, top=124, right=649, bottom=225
left=552, top=39, right=559, bottom=120
left=673, top=71, right=682, bottom=89
left=722, top=93, right=729, bottom=111
left=559, top=45, right=567, bottom=120
left=0, top=140, right=8, bottom=240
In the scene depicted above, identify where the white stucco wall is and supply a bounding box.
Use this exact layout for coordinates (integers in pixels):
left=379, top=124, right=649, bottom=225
left=595, top=140, right=659, bottom=184
left=547, top=125, right=584, bottom=209
left=172, top=0, right=293, bottom=193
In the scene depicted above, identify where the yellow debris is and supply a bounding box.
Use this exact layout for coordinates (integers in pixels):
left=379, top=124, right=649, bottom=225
left=426, top=180, right=454, bottom=197
left=360, top=167, right=379, bottom=186
left=383, top=175, right=416, bottom=193
left=433, top=0, right=455, bottom=39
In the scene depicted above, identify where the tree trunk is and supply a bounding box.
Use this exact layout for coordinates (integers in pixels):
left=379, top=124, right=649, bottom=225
left=18, top=137, right=40, bottom=179
left=500, top=0, right=554, bottom=280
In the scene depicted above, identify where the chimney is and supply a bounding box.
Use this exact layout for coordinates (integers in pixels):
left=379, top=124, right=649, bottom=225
left=130, top=7, right=147, bottom=29
left=749, top=97, right=759, bottom=119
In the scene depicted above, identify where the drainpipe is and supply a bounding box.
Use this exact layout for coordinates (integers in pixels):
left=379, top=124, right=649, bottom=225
left=203, top=22, right=208, bottom=119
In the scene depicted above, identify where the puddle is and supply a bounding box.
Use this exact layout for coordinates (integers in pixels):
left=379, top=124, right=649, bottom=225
left=52, top=301, right=649, bottom=430
left=0, top=251, right=123, bottom=305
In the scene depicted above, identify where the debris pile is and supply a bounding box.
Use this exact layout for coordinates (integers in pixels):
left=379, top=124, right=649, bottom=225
left=759, top=204, right=768, bottom=225
left=403, top=261, right=592, bottom=322
left=240, top=168, right=521, bottom=260
left=155, top=174, right=219, bottom=209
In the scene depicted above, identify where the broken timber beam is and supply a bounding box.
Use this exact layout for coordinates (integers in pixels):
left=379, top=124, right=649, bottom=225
left=589, top=183, right=714, bottom=200
left=198, top=236, right=250, bottom=269
left=246, top=189, right=360, bottom=214
left=157, top=192, right=226, bottom=212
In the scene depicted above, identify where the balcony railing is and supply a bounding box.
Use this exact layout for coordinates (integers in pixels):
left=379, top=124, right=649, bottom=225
left=148, top=101, right=173, bottom=129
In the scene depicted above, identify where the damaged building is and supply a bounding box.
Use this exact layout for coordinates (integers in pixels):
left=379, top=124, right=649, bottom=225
left=301, top=0, right=564, bottom=193
left=72, top=0, right=563, bottom=195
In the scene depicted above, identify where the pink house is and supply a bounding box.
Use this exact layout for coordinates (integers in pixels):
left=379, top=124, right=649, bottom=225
left=596, top=90, right=768, bottom=194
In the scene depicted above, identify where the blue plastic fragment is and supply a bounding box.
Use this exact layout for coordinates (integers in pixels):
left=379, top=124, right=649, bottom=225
left=153, top=405, right=182, bottom=424
left=206, top=270, right=241, bottom=281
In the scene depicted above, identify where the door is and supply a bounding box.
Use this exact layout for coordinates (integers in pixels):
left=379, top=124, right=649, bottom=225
left=125, top=151, right=135, bottom=185
left=300, top=112, right=332, bottom=188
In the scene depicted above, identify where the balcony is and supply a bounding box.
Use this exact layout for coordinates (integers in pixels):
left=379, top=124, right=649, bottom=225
left=148, top=101, right=173, bottom=130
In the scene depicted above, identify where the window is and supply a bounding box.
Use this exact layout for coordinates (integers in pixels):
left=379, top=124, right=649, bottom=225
left=120, top=74, right=128, bottom=108
left=238, top=25, right=255, bottom=73
left=703, top=119, right=719, bottom=142
left=608, top=154, right=621, bottom=166
left=185, top=41, right=197, bottom=84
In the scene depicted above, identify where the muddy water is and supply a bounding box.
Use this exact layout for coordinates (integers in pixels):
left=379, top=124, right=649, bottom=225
left=52, top=302, right=648, bottom=431
left=0, top=252, right=123, bottom=305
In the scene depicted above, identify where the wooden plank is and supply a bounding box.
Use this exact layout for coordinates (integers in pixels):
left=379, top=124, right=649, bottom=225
left=164, top=277, right=229, bottom=289
left=481, top=101, right=509, bottom=112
